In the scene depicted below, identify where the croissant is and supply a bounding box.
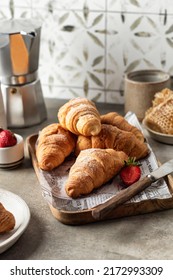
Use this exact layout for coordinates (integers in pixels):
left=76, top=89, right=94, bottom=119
left=75, top=124, right=149, bottom=160
left=0, top=203, right=15, bottom=233
left=101, top=112, right=144, bottom=142
left=36, top=123, right=76, bottom=171
left=65, top=148, right=128, bottom=198
left=57, top=97, right=101, bottom=136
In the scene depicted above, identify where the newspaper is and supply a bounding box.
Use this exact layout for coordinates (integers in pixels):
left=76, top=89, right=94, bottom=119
left=37, top=112, right=172, bottom=212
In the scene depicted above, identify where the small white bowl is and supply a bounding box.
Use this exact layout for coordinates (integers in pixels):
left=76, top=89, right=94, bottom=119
left=0, top=134, right=24, bottom=169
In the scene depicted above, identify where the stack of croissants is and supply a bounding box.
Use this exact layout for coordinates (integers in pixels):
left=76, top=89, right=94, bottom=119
left=36, top=97, right=149, bottom=198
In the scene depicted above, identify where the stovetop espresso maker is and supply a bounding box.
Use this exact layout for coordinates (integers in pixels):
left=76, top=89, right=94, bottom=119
left=0, top=18, right=47, bottom=127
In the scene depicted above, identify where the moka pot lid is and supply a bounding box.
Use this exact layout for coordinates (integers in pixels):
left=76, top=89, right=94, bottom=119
left=0, top=18, right=42, bottom=35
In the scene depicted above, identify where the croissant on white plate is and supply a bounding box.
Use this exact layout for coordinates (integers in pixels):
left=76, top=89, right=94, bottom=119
left=0, top=203, right=15, bottom=233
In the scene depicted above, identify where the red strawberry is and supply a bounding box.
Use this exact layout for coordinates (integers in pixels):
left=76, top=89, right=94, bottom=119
left=120, top=158, right=141, bottom=186
left=0, top=129, right=17, bottom=148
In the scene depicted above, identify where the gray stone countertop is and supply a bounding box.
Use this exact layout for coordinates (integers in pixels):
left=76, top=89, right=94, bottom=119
left=1, top=98, right=173, bottom=260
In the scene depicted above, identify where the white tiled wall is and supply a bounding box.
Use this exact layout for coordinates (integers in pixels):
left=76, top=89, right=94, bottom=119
left=1, top=0, right=173, bottom=103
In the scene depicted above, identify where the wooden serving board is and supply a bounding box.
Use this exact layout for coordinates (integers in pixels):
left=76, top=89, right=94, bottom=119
left=26, top=134, right=173, bottom=225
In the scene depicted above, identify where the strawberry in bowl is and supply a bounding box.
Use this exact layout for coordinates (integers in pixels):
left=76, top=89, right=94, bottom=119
left=0, top=128, right=24, bottom=169
left=0, top=128, right=17, bottom=147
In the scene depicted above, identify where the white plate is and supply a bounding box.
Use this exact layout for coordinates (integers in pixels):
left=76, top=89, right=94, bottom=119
left=143, top=120, right=173, bottom=145
left=0, top=188, right=30, bottom=254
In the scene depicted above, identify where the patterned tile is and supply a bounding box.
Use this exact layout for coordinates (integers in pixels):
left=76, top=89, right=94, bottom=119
left=164, top=0, right=173, bottom=14
left=0, top=0, right=31, bottom=7
left=42, top=85, right=106, bottom=102
left=107, top=0, right=173, bottom=14
left=0, top=7, right=12, bottom=19
left=105, top=90, right=124, bottom=104
left=14, top=7, right=32, bottom=18
left=31, top=0, right=106, bottom=11
left=31, top=0, right=51, bottom=9
left=33, top=9, right=106, bottom=96
left=1, top=0, right=173, bottom=103
left=106, top=12, right=173, bottom=94
left=0, top=6, right=32, bottom=19
left=107, top=0, right=123, bottom=12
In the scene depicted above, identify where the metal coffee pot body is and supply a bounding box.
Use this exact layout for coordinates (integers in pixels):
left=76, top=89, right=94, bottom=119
left=0, top=19, right=47, bottom=128
left=0, top=19, right=41, bottom=82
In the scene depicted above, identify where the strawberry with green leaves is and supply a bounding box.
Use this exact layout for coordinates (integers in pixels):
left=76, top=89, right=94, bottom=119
left=120, top=157, right=141, bottom=187
left=0, top=128, right=17, bottom=148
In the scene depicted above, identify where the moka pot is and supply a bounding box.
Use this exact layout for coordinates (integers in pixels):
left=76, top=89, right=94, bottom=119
left=0, top=18, right=47, bottom=127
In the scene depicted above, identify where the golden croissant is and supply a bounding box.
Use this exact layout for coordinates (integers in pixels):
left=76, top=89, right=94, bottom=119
left=101, top=112, right=144, bottom=142
left=57, top=97, right=101, bottom=136
left=0, top=203, right=15, bottom=233
left=75, top=124, right=149, bottom=160
left=65, top=148, right=128, bottom=198
left=36, top=123, right=76, bottom=171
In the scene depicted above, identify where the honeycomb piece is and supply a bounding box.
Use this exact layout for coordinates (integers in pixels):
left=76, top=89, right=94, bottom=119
left=144, top=97, right=173, bottom=135
left=152, top=88, right=173, bottom=107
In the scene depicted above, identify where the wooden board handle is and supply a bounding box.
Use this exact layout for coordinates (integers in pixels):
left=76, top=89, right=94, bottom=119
left=92, top=176, right=153, bottom=220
